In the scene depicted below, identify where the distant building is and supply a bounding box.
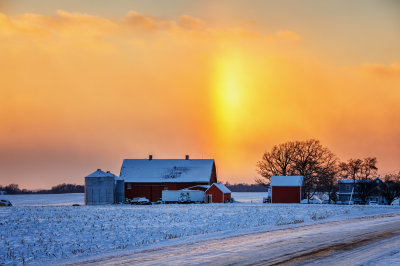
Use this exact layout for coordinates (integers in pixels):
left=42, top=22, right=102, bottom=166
left=0, top=191, right=6, bottom=195
left=120, top=155, right=217, bottom=202
left=338, top=178, right=386, bottom=205
left=270, top=176, right=304, bottom=203
left=205, top=183, right=231, bottom=203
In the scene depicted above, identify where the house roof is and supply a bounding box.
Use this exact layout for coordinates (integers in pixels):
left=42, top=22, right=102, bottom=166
left=120, top=159, right=215, bottom=183
left=86, top=169, right=116, bottom=178
left=338, top=178, right=382, bottom=184
left=270, top=176, right=304, bottom=187
left=208, top=183, right=231, bottom=193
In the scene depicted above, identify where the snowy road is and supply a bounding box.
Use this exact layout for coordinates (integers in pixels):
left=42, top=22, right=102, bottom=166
left=71, top=212, right=400, bottom=266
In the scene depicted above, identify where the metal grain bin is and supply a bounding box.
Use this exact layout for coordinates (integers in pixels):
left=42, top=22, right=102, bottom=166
left=85, top=169, right=116, bottom=205
left=115, top=179, right=125, bottom=203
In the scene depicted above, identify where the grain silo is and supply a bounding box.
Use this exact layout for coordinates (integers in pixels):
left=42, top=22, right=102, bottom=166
left=104, top=170, right=125, bottom=203
left=115, top=178, right=125, bottom=203
left=85, top=169, right=116, bottom=205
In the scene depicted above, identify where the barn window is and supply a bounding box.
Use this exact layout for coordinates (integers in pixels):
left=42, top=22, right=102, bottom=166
left=127, top=184, right=132, bottom=190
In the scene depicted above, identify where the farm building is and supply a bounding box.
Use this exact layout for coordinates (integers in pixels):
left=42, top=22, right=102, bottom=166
left=85, top=169, right=124, bottom=205
left=205, top=183, right=231, bottom=203
left=338, top=178, right=387, bottom=205
left=270, top=176, right=304, bottom=203
left=186, top=183, right=232, bottom=203
left=120, top=155, right=217, bottom=202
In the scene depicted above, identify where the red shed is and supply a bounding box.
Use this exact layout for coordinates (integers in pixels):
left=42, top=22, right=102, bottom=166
left=270, top=176, right=304, bottom=203
left=120, top=156, right=217, bottom=202
left=205, top=183, right=231, bottom=203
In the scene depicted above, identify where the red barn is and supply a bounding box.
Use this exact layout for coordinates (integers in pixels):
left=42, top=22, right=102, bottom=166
left=205, top=183, right=231, bottom=203
left=120, top=156, right=217, bottom=202
left=270, top=176, right=304, bottom=203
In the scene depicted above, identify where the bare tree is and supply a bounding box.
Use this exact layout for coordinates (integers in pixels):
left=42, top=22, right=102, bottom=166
left=381, top=172, right=400, bottom=205
left=339, top=159, right=363, bottom=181
left=256, top=141, right=297, bottom=185
left=317, top=165, right=339, bottom=203
left=356, top=180, right=379, bottom=204
left=361, top=157, right=378, bottom=180
left=293, top=139, right=338, bottom=201
left=256, top=139, right=338, bottom=202
left=339, top=157, right=379, bottom=204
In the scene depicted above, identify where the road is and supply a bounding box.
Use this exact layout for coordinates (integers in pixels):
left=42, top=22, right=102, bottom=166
left=71, top=212, right=400, bottom=266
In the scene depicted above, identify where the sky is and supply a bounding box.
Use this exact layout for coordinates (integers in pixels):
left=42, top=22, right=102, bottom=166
left=0, top=0, right=399, bottom=189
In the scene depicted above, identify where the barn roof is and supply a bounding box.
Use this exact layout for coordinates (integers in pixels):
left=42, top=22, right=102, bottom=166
left=86, top=169, right=117, bottom=178
left=270, top=176, right=304, bottom=187
left=120, top=159, right=215, bottom=183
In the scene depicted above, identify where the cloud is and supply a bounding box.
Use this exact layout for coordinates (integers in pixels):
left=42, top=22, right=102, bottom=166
left=56, top=10, right=118, bottom=30
left=0, top=10, right=302, bottom=44
left=124, top=11, right=160, bottom=31
left=361, top=63, right=400, bottom=78
left=0, top=9, right=309, bottom=188
left=0, top=0, right=8, bottom=11
left=277, top=30, right=301, bottom=42
left=178, top=15, right=207, bottom=31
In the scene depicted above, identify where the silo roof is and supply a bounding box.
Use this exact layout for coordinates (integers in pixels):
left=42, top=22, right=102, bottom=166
left=86, top=169, right=116, bottom=178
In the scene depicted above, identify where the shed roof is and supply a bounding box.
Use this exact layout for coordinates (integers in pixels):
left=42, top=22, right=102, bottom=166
left=208, top=183, right=231, bottom=193
left=86, top=169, right=116, bottom=178
left=270, top=176, right=304, bottom=187
left=120, top=159, right=215, bottom=183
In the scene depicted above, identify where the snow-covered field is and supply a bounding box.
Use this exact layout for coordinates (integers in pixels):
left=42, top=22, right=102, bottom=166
left=0, top=193, right=83, bottom=206
left=1, top=193, right=400, bottom=265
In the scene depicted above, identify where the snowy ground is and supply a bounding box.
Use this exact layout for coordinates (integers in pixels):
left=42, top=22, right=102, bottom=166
left=1, top=193, right=400, bottom=265
left=77, top=212, right=400, bottom=265
left=0, top=193, right=83, bottom=206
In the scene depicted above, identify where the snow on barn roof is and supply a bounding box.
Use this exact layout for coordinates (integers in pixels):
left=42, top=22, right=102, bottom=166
left=210, top=183, right=231, bottom=193
left=120, top=159, right=215, bottom=183
left=270, top=176, right=304, bottom=187
left=86, top=169, right=117, bottom=178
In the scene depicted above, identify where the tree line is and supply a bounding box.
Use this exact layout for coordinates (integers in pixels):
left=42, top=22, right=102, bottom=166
left=225, top=183, right=266, bottom=192
left=256, top=139, right=400, bottom=204
left=0, top=183, right=84, bottom=194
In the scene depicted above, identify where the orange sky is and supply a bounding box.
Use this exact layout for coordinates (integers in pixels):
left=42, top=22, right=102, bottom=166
left=0, top=1, right=399, bottom=189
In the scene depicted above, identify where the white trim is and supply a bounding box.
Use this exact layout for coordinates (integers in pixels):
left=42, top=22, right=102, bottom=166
left=207, top=194, right=212, bottom=203
left=300, top=186, right=302, bottom=203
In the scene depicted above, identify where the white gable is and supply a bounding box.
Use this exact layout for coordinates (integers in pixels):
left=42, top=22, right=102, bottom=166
left=120, top=159, right=215, bottom=183
left=270, top=176, right=303, bottom=187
